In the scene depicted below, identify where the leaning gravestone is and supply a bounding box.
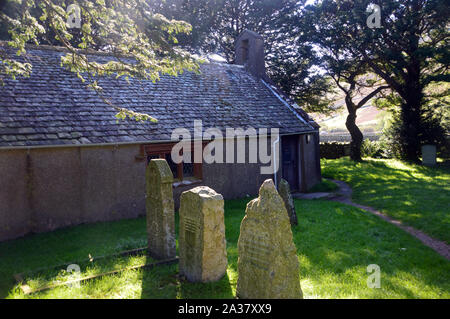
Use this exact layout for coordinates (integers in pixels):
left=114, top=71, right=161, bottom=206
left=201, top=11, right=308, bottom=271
left=179, top=186, right=228, bottom=282
left=236, top=179, right=303, bottom=299
left=146, top=159, right=176, bottom=260
left=278, top=179, right=298, bottom=226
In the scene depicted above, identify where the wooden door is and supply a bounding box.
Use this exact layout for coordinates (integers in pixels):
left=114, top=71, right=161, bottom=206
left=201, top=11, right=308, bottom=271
left=281, top=135, right=299, bottom=191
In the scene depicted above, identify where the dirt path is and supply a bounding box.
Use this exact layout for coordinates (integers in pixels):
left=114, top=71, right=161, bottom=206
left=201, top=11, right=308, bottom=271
left=327, top=179, right=450, bottom=260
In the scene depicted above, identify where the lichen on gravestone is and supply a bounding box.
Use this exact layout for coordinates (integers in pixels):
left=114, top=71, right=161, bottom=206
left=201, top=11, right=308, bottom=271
left=179, top=186, right=228, bottom=282
left=236, top=179, right=303, bottom=299
left=278, top=178, right=298, bottom=226
left=146, top=159, right=176, bottom=260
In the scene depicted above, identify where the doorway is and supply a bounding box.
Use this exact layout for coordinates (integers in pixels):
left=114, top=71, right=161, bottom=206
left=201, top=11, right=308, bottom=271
left=281, top=135, right=300, bottom=191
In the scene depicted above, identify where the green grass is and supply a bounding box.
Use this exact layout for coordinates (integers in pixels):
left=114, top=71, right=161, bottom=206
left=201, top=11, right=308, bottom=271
left=321, top=157, right=450, bottom=243
left=0, top=198, right=448, bottom=299
left=307, top=179, right=339, bottom=193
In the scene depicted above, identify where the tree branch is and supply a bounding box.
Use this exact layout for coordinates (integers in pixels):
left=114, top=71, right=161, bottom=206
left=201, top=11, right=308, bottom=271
left=356, top=85, right=389, bottom=109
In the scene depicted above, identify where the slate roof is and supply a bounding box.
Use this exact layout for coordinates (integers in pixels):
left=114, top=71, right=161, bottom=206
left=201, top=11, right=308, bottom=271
left=0, top=45, right=317, bottom=148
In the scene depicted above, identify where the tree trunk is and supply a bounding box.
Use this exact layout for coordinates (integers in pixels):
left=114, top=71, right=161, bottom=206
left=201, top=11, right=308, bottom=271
left=346, top=107, right=363, bottom=162
left=398, top=65, right=423, bottom=163
left=399, top=95, right=422, bottom=163
left=397, top=52, right=423, bottom=163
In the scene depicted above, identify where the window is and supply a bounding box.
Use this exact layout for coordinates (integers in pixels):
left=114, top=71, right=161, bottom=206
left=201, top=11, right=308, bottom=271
left=143, top=143, right=202, bottom=184
left=306, top=134, right=311, bottom=144
left=241, top=39, right=249, bottom=62
left=183, top=162, right=194, bottom=178
left=165, top=153, right=179, bottom=179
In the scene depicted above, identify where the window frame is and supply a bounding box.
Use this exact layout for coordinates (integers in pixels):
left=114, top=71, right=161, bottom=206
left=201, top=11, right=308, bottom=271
left=140, top=143, right=203, bottom=182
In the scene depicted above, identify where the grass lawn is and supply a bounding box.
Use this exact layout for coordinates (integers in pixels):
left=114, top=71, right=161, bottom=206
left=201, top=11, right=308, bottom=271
left=307, top=179, right=339, bottom=193
left=0, top=198, right=448, bottom=299
left=321, top=157, right=450, bottom=243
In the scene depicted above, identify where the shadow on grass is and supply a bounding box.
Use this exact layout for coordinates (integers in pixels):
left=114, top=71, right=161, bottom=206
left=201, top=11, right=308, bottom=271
left=1, top=197, right=448, bottom=299
left=139, top=207, right=236, bottom=299
left=293, top=199, right=450, bottom=298
left=321, top=158, right=450, bottom=243
left=0, top=217, right=147, bottom=298
left=139, top=262, right=234, bottom=299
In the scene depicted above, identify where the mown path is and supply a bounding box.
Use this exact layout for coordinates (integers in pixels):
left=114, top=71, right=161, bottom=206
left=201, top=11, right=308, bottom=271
left=295, top=180, right=450, bottom=260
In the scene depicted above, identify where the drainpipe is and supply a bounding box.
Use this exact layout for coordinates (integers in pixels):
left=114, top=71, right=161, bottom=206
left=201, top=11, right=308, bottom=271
left=273, top=135, right=280, bottom=189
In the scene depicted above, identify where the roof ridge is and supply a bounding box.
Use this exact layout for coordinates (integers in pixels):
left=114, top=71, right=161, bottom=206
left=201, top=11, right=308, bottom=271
left=261, top=79, right=319, bottom=129
left=0, top=41, right=133, bottom=58
left=1, top=42, right=255, bottom=72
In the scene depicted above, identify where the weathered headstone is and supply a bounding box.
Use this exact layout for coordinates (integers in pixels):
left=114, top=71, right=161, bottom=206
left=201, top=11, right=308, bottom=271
left=422, top=144, right=437, bottom=166
left=278, top=179, right=298, bottom=226
left=236, top=179, right=303, bottom=299
left=179, top=186, right=228, bottom=282
left=146, top=159, right=176, bottom=260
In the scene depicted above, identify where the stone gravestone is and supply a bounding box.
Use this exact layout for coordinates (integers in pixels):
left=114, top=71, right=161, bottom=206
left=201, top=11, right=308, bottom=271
left=236, top=179, right=303, bottom=299
left=278, top=179, right=298, bottom=226
left=179, top=186, right=228, bottom=282
left=422, top=145, right=437, bottom=166
left=146, top=159, right=176, bottom=260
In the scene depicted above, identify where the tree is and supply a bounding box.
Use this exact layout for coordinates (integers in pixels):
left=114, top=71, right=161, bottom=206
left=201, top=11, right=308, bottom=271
left=289, top=1, right=388, bottom=161
left=359, top=0, right=450, bottom=162
left=0, top=0, right=199, bottom=121
left=376, top=82, right=449, bottom=159
left=151, top=0, right=297, bottom=62
left=151, top=0, right=332, bottom=111
left=294, top=0, right=449, bottom=162
left=264, top=14, right=334, bottom=113
left=327, top=64, right=388, bottom=161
